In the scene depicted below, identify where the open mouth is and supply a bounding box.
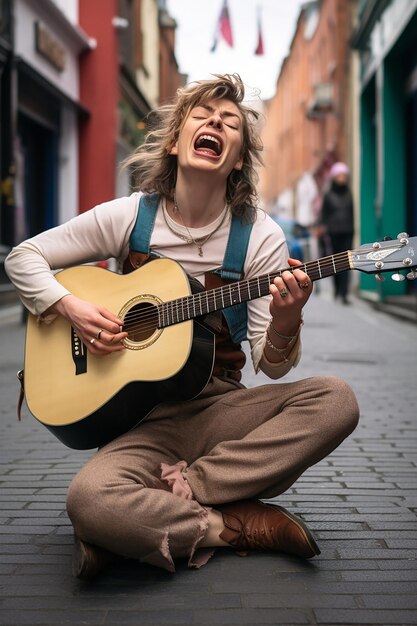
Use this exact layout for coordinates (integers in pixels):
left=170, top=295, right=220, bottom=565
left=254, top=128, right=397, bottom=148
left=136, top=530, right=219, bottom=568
left=194, top=134, right=223, bottom=157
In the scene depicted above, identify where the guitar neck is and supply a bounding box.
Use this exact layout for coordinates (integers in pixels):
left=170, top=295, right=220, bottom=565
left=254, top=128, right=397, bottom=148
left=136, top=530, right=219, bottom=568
left=158, top=250, right=352, bottom=328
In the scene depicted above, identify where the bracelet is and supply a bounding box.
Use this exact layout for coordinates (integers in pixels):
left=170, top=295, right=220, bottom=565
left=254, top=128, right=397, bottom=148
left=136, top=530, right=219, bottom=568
left=266, top=330, right=294, bottom=353
left=269, top=316, right=304, bottom=342
left=264, top=333, right=290, bottom=363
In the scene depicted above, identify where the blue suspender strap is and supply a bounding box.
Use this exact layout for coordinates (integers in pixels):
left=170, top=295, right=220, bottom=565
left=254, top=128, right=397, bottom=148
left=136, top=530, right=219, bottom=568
left=220, top=215, right=253, bottom=280
left=129, top=193, right=160, bottom=253
left=218, top=215, right=253, bottom=343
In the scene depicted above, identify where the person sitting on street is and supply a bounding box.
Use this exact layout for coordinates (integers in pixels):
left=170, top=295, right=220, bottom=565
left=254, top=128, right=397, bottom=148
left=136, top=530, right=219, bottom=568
left=5, top=74, right=359, bottom=579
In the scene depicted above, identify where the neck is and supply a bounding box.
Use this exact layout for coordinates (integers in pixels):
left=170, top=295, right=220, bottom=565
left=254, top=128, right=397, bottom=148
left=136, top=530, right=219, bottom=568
left=171, top=172, right=227, bottom=228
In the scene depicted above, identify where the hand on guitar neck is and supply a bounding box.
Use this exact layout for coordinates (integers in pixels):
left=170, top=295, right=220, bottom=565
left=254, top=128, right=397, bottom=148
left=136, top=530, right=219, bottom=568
left=269, top=258, right=311, bottom=336
left=49, top=294, right=127, bottom=355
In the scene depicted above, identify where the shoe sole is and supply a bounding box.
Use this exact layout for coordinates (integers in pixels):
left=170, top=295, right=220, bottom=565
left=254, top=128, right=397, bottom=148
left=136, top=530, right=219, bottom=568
left=72, top=535, right=89, bottom=579
left=264, top=503, right=321, bottom=558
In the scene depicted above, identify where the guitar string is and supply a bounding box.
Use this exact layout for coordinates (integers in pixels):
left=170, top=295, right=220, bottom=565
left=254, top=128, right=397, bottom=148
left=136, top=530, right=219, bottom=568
left=120, top=246, right=405, bottom=335
left=118, top=245, right=405, bottom=335
left=120, top=263, right=383, bottom=336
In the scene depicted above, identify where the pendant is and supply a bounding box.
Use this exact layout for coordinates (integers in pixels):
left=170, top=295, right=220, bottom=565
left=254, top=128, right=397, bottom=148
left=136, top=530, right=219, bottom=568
left=198, top=246, right=203, bottom=257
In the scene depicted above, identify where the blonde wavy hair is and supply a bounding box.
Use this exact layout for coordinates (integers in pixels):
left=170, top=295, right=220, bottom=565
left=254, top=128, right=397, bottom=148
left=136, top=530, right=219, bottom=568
left=123, top=74, right=263, bottom=221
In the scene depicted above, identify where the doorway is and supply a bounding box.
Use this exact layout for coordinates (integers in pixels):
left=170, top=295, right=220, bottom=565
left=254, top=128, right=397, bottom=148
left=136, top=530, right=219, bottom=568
left=18, top=113, right=58, bottom=238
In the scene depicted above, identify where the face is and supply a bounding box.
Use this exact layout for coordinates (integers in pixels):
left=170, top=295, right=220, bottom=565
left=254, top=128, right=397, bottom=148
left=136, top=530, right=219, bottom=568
left=170, top=98, right=244, bottom=178
left=334, top=172, right=348, bottom=186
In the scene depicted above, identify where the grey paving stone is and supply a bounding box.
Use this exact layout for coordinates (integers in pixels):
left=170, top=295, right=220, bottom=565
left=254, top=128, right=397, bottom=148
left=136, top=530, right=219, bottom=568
left=314, top=608, right=417, bottom=624
left=191, top=608, right=311, bottom=625
left=104, top=609, right=193, bottom=624
left=243, top=593, right=357, bottom=609
left=376, top=559, right=417, bottom=569
left=0, top=526, right=56, bottom=534
left=341, top=569, right=417, bottom=581
left=361, top=594, right=417, bottom=609
left=0, top=610, right=107, bottom=625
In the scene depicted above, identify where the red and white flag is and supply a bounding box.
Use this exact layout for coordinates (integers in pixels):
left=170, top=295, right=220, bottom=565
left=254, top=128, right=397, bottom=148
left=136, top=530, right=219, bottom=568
left=254, top=8, right=264, bottom=55
left=211, top=0, right=234, bottom=52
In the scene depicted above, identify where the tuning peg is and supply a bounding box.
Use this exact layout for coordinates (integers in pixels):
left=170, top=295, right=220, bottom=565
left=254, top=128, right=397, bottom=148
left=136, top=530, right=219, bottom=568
left=397, top=232, right=409, bottom=244
left=375, top=273, right=385, bottom=282
left=407, top=270, right=417, bottom=281
left=391, top=273, right=406, bottom=282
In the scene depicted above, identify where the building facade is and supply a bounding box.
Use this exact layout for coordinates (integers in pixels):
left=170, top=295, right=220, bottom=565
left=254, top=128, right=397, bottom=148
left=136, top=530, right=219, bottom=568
left=0, top=0, right=14, bottom=286
left=352, top=0, right=417, bottom=305
left=158, top=1, right=184, bottom=105
left=2, top=0, right=90, bottom=243
left=78, top=0, right=152, bottom=212
left=259, top=0, right=358, bottom=233
left=0, top=0, right=182, bottom=299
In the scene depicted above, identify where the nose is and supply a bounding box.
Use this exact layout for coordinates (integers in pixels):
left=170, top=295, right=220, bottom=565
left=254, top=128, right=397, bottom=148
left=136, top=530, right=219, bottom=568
left=208, top=115, right=223, bottom=130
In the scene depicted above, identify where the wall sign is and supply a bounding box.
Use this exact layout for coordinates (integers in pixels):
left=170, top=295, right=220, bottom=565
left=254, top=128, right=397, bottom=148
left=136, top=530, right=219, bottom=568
left=35, top=21, right=66, bottom=72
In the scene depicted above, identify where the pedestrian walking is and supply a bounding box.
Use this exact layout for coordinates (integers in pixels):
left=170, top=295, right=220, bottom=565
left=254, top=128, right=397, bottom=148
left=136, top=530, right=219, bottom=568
left=320, top=162, right=355, bottom=304
left=5, top=74, right=359, bottom=580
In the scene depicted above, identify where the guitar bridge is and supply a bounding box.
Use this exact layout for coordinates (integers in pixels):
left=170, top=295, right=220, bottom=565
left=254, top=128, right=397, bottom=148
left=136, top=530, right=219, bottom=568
left=71, top=327, right=87, bottom=375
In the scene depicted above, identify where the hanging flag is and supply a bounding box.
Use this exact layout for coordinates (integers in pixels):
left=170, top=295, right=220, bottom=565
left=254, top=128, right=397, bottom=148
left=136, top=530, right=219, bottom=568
left=254, top=7, right=264, bottom=56
left=211, top=0, right=234, bottom=52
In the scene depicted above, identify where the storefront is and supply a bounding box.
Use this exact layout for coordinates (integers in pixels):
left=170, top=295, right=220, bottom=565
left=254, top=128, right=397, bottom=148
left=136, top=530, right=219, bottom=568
left=0, top=0, right=13, bottom=270
left=352, top=0, right=417, bottom=303
left=13, top=0, right=90, bottom=242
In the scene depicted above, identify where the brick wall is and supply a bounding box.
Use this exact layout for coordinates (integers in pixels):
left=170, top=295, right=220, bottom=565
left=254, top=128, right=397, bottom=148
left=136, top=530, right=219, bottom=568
left=260, top=0, right=355, bottom=210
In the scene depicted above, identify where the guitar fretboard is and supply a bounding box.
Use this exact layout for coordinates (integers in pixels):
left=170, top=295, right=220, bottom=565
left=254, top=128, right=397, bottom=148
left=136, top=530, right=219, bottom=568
left=158, top=251, right=351, bottom=328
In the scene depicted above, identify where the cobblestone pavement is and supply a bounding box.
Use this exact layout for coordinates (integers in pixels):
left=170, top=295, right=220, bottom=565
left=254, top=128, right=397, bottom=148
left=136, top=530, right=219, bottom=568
left=0, top=285, right=416, bottom=626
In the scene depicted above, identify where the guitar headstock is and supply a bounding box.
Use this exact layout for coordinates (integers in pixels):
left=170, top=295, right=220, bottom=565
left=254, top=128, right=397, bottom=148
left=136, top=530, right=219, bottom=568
left=351, top=233, right=417, bottom=280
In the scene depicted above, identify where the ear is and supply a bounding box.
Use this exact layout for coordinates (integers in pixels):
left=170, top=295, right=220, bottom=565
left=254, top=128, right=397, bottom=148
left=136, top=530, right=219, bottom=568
left=169, top=143, right=178, bottom=156
left=233, top=157, right=243, bottom=171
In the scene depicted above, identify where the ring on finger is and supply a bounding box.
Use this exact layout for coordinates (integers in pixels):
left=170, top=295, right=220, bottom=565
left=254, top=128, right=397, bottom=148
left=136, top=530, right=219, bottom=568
left=96, top=328, right=104, bottom=340
left=279, top=288, right=289, bottom=299
left=299, top=281, right=310, bottom=290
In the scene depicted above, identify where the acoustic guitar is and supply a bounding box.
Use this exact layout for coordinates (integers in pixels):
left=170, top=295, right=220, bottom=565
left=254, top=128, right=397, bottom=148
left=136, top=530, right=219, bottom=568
left=22, top=234, right=416, bottom=449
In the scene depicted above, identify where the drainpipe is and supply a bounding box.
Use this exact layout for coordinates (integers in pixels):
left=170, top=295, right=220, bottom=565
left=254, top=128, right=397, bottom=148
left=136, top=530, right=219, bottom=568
left=375, top=63, right=384, bottom=244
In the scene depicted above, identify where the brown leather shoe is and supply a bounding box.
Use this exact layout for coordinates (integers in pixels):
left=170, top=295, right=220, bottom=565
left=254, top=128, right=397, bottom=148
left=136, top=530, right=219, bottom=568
left=218, top=500, right=320, bottom=559
left=72, top=534, right=117, bottom=580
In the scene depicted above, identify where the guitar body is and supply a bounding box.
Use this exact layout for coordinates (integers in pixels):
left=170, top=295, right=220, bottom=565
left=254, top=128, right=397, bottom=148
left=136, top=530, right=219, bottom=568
left=24, top=259, right=215, bottom=449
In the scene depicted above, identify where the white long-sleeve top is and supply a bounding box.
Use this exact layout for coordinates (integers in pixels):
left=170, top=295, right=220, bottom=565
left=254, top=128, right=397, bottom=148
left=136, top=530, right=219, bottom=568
left=5, top=192, right=301, bottom=378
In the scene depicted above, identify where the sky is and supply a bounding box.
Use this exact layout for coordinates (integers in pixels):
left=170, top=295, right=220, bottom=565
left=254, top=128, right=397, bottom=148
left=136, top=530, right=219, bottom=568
left=166, top=0, right=306, bottom=102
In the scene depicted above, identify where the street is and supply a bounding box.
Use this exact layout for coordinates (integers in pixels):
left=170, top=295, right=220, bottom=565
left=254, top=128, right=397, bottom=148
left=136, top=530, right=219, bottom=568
left=0, top=285, right=417, bottom=626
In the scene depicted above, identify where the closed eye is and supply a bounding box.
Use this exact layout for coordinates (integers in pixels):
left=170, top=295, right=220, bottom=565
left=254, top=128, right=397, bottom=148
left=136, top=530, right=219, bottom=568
left=193, top=116, right=238, bottom=130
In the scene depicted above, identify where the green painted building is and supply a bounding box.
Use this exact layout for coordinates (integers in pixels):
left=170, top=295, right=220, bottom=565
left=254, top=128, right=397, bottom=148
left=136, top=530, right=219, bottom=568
left=352, top=0, right=417, bottom=307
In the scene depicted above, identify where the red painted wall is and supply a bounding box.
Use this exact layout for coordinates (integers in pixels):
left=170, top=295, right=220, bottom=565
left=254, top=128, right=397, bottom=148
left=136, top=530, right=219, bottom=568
left=78, top=0, right=118, bottom=213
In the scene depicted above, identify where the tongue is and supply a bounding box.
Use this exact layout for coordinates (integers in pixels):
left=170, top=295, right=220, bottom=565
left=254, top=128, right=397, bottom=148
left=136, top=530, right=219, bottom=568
left=195, top=146, right=217, bottom=157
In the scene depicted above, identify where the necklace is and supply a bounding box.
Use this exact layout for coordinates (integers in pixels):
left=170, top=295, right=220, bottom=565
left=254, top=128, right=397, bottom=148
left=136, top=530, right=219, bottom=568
left=163, top=195, right=228, bottom=256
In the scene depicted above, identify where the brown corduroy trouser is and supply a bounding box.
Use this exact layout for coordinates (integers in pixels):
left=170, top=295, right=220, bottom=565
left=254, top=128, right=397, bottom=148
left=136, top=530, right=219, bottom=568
left=66, top=375, right=359, bottom=571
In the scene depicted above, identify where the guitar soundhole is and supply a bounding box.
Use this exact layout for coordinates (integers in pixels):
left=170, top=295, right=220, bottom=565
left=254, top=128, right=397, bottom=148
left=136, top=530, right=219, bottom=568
left=122, top=302, right=158, bottom=344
